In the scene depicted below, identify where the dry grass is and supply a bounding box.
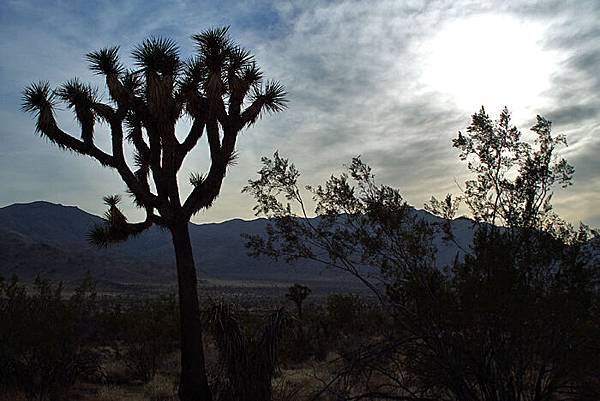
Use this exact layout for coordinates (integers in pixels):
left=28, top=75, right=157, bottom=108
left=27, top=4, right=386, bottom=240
left=0, top=334, right=329, bottom=401
left=1, top=367, right=326, bottom=401
left=96, top=384, right=134, bottom=401
left=94, top=375, right=176, bottom=401
left=0, top=389, right=26, bottom=401
left=143, top=375, right=178, bottom=401
left=101, top=356, right=131, bottom=385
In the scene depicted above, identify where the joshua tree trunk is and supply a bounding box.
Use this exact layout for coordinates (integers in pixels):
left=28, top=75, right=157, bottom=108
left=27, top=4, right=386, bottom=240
left=295, top=301, right=303, bottom=320
left=172, top=223, right=212, bottom=401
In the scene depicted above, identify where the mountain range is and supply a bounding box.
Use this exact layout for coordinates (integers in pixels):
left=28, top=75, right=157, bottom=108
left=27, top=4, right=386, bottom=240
left=0, top=201, right=473, bottom=289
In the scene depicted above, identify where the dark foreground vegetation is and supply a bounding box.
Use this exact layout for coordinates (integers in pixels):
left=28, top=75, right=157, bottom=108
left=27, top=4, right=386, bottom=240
left=0, top=275, right=385, bottom=401
left=3, top=107, right=599, bottom=401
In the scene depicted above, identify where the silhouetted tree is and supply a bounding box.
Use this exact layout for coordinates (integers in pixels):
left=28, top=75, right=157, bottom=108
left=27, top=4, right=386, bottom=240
left=243, top=108, right=600, bottom=401
left=22, top=27, right=286, bottom=401
left=285, top=283, right=311, bottom=319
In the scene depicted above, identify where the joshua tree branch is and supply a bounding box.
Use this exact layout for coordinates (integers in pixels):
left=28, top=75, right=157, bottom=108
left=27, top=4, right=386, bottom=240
left=176, top=117, right=207, bottom=170
left=214, top=98, right=230, bottom=130
left=205, top=118, right=222, bottom=163
left=127, top=124, right=152, bottom=161
left=181, top=161, right=226, bottom=219
left=181, top=136, right=238, bottom=220
left=239, top=98, right=263, bottom=128
left=143, top=124, right=168, bottom=202
left=36, top=108, right=115, bottom=167
left=38, top=104, right=161, bottom=214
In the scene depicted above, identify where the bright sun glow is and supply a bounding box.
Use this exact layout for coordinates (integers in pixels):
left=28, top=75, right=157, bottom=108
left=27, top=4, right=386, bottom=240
left=420, top=14, right=559, bottom=114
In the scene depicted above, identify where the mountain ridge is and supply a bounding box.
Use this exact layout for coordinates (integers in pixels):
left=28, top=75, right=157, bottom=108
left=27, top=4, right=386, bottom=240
left=0, top=201, right=471, bottom=288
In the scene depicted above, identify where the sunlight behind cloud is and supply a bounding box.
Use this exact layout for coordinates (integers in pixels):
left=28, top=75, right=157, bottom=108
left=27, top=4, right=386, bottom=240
left=1, top=1, right=599, bottom=226
left=420, top=14, right=559, bottom=115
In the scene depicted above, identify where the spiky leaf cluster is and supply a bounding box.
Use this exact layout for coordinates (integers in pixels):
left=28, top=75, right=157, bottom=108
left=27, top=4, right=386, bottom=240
left=86, top=46, right=123, bottom=75
left=88, top=195, right=151, bottom=247
left=133, top=37, right=181, bottom=76
left=21, top=81, right=55, bottom=114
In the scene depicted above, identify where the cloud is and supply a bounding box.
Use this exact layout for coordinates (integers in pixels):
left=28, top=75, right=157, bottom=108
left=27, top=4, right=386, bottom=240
left=1, top=0, right=598, bottom=226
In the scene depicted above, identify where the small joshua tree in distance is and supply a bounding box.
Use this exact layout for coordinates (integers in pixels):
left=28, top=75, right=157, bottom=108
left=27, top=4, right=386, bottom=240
left=286, top=283, right=311, bottom=319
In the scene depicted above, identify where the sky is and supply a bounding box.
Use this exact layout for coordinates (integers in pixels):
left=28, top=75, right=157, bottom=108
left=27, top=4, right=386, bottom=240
left=1, top=0, right=599, bottom=226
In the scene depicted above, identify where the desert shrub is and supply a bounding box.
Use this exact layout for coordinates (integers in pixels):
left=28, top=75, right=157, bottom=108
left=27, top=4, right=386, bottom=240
left=326, top=293, right=389, bottom=362
left=272, top=377, right=304, bottom=401
left=326, top=293, right=373, bottom=335
left=279, top=295, right=387, bottom=365
left=91, top=295, right=179, bottom=384
left=278, top=303, right=327, bottom=365
left=95, top=384, right=129, bottom=401
left=143, top=374, right=178, bottom=401
left=120, top=295, right=179, bottom=382
left=244, top=108, right=600, bottom=400
left=0, top=275, right=99, bottom=401
left=68, top=272, right=99, bottom=338
left=94, top=300, right=130, bottom=342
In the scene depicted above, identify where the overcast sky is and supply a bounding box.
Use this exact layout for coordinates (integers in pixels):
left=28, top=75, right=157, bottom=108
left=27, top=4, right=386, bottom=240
left=1, top=0, right=598, bottom=226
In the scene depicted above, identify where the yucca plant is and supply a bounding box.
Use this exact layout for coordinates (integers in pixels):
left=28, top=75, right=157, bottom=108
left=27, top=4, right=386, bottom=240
left=208, top=303, right=288, bottom=401
left=22, top=27, right=287, bottom=401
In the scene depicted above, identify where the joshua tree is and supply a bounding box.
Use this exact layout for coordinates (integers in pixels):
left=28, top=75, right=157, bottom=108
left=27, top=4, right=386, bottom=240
left=285, top=283, right=311, bottom=319
left=22, top=27, right=286, bottom=401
